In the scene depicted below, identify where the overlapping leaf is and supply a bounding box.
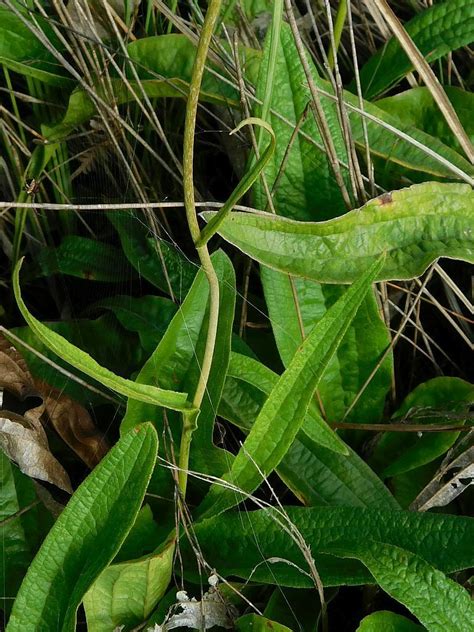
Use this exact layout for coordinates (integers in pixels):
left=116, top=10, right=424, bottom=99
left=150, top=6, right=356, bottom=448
left=182, top=507, right=474, bottom=588
left=37, top=236, right=135, bottom=282
left=0, top=6, right=71, bottom=86
left=370, top=377, right=474, bottom=478
left=88, top=294, right=177, bottom=355
left=331, top=542, right=474, bottom=632
left=7, top=424, right=158, bottom=632
left=204, top=183, right=474, bottom=284
left=197, top=258, right=382, bottom=518
left=108, top=211, right=196, bottom=301
left=261, top=272, right=392, bottom=424
left=377, top=86, right=474, bottom=154
left=220, top=352, right=398, bottom=508
left=13, top=259, right=195, bottom=413
left=358, top=0, right=474, bottom=99
left=12, top=314, right=144, bottom=407
left=84, top=537, right=175, bottom=632
left=121, top=250, right=235, bottom=501
left=0, top=452, right=52, bottom=613
left=252, top=21, right=392, bottom=427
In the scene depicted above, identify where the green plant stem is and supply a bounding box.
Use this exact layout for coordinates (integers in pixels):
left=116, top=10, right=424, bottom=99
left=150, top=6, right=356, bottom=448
left=259, top=0, right=283, bottom=138
left=12, top=193, right=29, bottom=265
left=328, top=0, right=347, bottom=70
left=180, top=0, right=223, bottom=498
left=178, top=410, right=199, bottom=494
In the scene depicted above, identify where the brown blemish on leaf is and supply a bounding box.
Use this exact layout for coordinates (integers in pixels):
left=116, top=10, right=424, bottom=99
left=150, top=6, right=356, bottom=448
left=378, top=192, right=393, bottom=205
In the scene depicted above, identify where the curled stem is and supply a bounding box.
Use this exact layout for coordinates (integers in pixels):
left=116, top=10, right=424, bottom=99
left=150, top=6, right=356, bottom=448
left=197, top=117, right=275, bottom=247
left=180, top=0, right=223, bottom=498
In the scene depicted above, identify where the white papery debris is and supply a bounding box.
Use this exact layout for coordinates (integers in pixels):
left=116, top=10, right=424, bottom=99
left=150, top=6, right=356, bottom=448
left=147, top=575, right=237, bottom=632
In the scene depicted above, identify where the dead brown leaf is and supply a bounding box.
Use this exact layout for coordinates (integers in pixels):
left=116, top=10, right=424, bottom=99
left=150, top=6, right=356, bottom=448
left=34, top=380, right=109, bottom=468
left=0, top=333, right=109, bottom=471
left=0, top=411, right=72, bottom=493
left=0, top=333, right=37, bottom=400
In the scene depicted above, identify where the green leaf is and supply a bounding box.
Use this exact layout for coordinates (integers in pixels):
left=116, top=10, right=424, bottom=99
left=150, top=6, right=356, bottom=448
left=235, top=613, right=293, bottom=632
left=88, top=295, right=178, bottom=356
left=203, top=182, right=474, bottom=284
left=83, top=537, right=175, bottom=632
left=251, top=22, right=472, bottom=224
left=114, top=505, right=161, bottom=563
left=37, top=236, right=135, bottom=282
left=221, top=0, right=273, bottom=25
left=43, top=34, right=261, bottom=144
left=358, top=0, right=474, bottom=99
left=347, top=93, right=473, bottom=183
left=252, top=20, right=348, bottom=219
left=108, top=211, right=196, bottom=301
left=261, top=271, right=392, bottom=423
left=126, top=34, right=259, bottom=101
left=370, top=377, right=474, bottom=478
left=0, top=7, right=72, bottom=86
left=220, top=353, right=398, bottom=509
left=181, top=507, right=474, bottom=588
left=226, top=352, right=347, bottom=454
left=263, top=586, right=328, bottom=632
left=332, top=541, right=474, bottom=632
left=197, top=258, right=383, bottom=518
left=252, top=22, right=392, bottom=427
left=0, top=452, right=52, bottom=615
left=356, top=611, right=424, bottom=631
left=44, top=78, right=232, bottom=143
left=376, top=87, right=474, bottom=155
left=121, top=250, right=235, bottom=499
left=12, top=314, right=145, bottom=407
left=13, top=259, right=195, bottom=413
left=7, top=423, right=158, bottom=632
left=197, top=117, right=276, bottom=247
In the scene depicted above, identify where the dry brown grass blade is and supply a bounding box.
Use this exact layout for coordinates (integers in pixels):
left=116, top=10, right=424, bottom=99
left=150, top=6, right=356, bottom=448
left=411, top=442, right=474, bottom=511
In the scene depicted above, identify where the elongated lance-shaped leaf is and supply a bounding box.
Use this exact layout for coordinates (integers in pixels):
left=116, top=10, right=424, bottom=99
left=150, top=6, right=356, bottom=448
left=13, top=259, right=195, bottom=414
left=0, top=6, right=72, bottom=86
left=261, top=271, right=393, bottom=425
left=37, top=235, right=136, bottom=282
left=330, top=542, right=474, bottom=632
left=108, top=211, right=196, bottom=301
left=197, top=118, right=275, bottom=247
left=220, top=353, right=399, bottom=509
left=181, top=506, right=474, bottom=588
left=0, top=452, right=52, bottom=615
left=225, top=352, right=348, bottom=455
left=252, top=20, right=392, bottom=427
left=203, top=183, right=474, bottom=284
left=121, top=250, right=235, bottom=506
left=196, top=257, right=383, bottom=519
left=358, top=0, right=474, bottom=99
left=7, top=424, right=158, bottom=632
